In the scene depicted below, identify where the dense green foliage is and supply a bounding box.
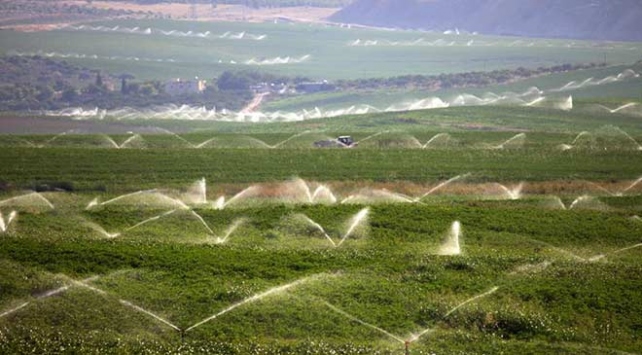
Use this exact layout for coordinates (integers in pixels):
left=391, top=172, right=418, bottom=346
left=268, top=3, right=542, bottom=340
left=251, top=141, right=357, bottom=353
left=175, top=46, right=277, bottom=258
left=336, top=63, right=605, bottom=91
left=1, top=199, right=641, bottom=353
left=0, top=144, right=640, bottom=191
left=0, top=56, right=254, bottom=111
left=0, top=1, right=155, bottom=27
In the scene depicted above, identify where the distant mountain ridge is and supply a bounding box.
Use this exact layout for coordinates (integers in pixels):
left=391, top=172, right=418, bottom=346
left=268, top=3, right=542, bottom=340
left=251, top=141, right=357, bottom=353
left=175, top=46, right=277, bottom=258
left=332, top=0, right=642, bottom=42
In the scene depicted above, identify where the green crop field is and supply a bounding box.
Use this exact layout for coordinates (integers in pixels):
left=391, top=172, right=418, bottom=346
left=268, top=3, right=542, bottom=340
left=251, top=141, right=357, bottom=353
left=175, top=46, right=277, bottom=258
left=3, top=19, right=642, bottom=81
left=1, top=105, right=641, bottom=354
left=264, top=63, right=642, bottom=112
left=1, top=9, right=642, bottom=354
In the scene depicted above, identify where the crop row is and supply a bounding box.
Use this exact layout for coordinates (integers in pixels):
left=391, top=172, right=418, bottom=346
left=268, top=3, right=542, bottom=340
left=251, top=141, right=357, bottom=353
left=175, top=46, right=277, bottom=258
left=1, top=147, right=640, bottom=191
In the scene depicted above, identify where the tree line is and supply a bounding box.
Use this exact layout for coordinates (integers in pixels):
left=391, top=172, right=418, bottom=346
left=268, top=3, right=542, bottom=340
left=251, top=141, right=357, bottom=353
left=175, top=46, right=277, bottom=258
left=335, top=63, right=607, bottom=91
left=0, top=56, right=254, bottom=111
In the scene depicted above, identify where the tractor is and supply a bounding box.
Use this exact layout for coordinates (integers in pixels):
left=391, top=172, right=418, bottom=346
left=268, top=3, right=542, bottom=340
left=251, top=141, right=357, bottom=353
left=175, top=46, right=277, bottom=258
left=313, top=136, right=357, bottom=148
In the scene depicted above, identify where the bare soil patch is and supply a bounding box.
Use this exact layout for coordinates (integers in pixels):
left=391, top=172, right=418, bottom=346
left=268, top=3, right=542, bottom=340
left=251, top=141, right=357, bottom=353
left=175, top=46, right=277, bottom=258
left=1, top=1, right=339, bottom=32
left=87, top=2, right=339, bottom=23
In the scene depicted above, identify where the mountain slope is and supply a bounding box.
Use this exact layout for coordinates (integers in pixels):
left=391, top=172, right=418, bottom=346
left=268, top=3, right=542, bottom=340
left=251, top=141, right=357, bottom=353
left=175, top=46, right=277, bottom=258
left=332, top=0, right=642, bottom=41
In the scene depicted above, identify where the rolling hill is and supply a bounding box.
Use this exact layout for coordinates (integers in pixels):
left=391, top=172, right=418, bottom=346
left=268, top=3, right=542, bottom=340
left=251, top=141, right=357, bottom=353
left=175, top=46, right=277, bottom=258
left=332, top=0, right=642, bottom=41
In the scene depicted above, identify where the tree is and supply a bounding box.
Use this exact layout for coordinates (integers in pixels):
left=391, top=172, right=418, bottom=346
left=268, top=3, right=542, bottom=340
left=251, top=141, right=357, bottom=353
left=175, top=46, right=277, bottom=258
left=95, top=72, right=103, bottom=87
left=36, top=85, right=54, bottom=102
left=217, top=71, right=251, bottom=91
left=121, top=77, right=128, bottom=94
left=61, top=87, right=78, bottom=102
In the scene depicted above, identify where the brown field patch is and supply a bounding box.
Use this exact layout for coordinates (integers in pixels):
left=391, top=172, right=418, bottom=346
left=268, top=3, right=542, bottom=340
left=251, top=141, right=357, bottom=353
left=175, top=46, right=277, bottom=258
left=208, top=180, right=641, bottom=200
left=85, top=2, right=339, bottom=23
left=2, top=1, right=340, bottom=32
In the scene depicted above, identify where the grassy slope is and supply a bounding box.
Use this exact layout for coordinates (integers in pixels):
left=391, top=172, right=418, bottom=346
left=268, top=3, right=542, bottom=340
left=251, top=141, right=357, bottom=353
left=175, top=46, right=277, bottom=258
left=2, top=19, right=641, bottom=81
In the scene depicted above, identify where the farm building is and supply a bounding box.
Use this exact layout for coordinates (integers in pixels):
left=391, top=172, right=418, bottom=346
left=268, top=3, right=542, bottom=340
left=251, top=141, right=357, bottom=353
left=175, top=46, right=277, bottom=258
left=164, top=78, right=206, bottom=96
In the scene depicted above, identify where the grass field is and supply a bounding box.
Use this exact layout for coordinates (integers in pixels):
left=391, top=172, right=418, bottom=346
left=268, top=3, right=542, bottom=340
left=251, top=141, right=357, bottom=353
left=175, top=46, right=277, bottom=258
left=3, top=19, right=642, bottom=81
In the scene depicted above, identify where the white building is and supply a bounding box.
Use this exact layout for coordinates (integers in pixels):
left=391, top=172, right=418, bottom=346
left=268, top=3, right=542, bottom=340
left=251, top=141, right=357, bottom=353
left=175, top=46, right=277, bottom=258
left=164, top=78, right=206, bottom=96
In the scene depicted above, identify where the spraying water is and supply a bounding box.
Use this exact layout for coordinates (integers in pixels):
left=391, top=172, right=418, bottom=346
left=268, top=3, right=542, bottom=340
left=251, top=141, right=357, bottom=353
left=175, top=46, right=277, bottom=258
left=611, top=126, right=642, bottom=150
left=125, top=209, right=178, bottom=232
left=214, top=218, right=247, bottom=244
left=193, top=137, right=219, bottom=149
left=96, top=190, right=189, bottom=210
left=340, top=195, right=357, bottom=204
left=529, top=238, right=587, bottom=261
left=597, top=102, right=639, bottom=113
left=443, top=286, right=499, bottom=318
left=292, top=178, right=314, bottom=203
left=337, top=208, right=369, bottom=247
left=590, top=243, right=642, bottom=262
left=71, top=279, right=107, bottom=295
left=70, top=277, right=182, bottom=332
left=271, top=131, right=312, bottom=148
left=120, top=300, right=181, bottom=332
left=83, top=219, right=120, bottom=238
left=221, top=186, right=261, bottom=208
left=422, top=133, right=451, bottom=148
left=101, top=134, right=142, bottom=149
left=0, top=210, right=17, bottom=232
left=102, top=135, right=120, bottom=149
left=341, top=189, right=415, bottom=205
left=188, top=210, right=215, bottom=234
left=39, top=131, right=70, bottom=147
left=150, top=194, right=190, bottom=210
left=584, top=181, right=616, bottom=196
left=185, top=274, right=319, bottom=332
left=0, top=302, right=29, bottom=319
left=418, top=174, right=470, bottom=200
left=324, top=285, right=499, bottom=346
left=569, top=195, right=594, bottom=210
left=494, top=182, right=524, bottom=200
left=295, top=214, right=336, bottom=247
left=92, top=190, right=156, bottom=207
left=183, top=178, right=207, bottom=205
left=524, top=97, right=546, bottom=107
left=494, top=133, right=526, bottom=149
left=322, top=301, right=406, bottom=344
left=510, top=261, right=552, bottom=275
left=0, top=192, right=55, bottom=209
left=120, top=134, right=143, bottom=148
left=548, top=196, right=568, bottom=210
left=213, top=196, right=226, bottom=210
left=355, top=131, right=388, bottom=145
left=154, top=128, right=196, bottom=148
left=572, top=131, right=591, bottom=145
left=622, top=176, right=642, bottom=194
left=311, top=185, right=337, bottom=204
left=438, top=221, right=461, bottom=256
left=86, top=197, right=100, bottom=209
